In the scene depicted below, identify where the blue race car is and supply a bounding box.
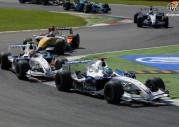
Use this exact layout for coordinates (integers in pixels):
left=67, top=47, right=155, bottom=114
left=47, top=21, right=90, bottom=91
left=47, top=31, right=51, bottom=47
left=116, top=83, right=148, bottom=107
left=63, top=0, right=111, bottom=13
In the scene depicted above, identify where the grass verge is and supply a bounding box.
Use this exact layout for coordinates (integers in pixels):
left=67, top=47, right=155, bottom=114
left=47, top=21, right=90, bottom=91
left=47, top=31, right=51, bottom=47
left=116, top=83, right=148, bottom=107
left=0, top=8, right=87, bottom=32
left=76, top=45, right=179, bottom=99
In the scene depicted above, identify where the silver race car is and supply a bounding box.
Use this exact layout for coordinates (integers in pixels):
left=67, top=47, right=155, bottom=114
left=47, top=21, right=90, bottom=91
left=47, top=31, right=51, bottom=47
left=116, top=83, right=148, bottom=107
left=134, top=7, right=169, bottom=28
left=55, top=58, right=169, bottom=105
left=0, top=43, right=66, bottom=80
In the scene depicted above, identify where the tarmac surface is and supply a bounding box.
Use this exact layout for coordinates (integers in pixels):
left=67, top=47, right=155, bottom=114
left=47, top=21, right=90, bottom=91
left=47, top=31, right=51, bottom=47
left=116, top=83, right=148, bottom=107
left=0, top=0, right=179, bottom=127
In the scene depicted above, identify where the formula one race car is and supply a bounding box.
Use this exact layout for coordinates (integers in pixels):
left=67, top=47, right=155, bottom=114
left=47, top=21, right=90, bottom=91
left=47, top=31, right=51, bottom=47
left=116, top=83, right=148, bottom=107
left=19, top=0, right=64, bottom=5
left=0, top=43, right=67, bottom=80
left=26, top=28, right=80, bottom=55
left=134, top=7, right=169, bottom=28
left=55, top=58, right=169, bottom=104
left=63, top=0, right=111, bottom=13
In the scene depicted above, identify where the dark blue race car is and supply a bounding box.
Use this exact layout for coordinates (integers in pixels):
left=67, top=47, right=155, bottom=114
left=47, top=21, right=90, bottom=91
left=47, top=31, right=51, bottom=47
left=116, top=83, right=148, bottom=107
left=63, top=0, right=111, bottom=13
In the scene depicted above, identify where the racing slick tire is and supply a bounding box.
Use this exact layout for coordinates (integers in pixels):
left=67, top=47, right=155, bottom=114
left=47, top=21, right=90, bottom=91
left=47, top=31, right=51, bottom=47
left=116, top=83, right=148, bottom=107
left=83, top=4, right=91, bottom=13
left=19, top=0, right=26, bottom=3
left=16, top=60, right=30, bottom=80
left=71, top=34, right=80, bottom=48
left=41, top=0, right=48, bottom=5
left=55, top=70, right=73, bottom=91
left=63, top=1, right=71, bottom=10
left=104, top=80, right=124, bottom=104
left=137, top=16, right=144, bottom=27
left=55, top=56, right=68, bottom=69
left=102, top=4, right=109, bottom=13
left=54, top=39, right=66, bottom=55
left=163, top=16, right=169, bottom=28
left=134, top=12, right=140, bottom=23
left=0, top=52, right=11, bottom=70
left=145, top=77, right=165, bottom=92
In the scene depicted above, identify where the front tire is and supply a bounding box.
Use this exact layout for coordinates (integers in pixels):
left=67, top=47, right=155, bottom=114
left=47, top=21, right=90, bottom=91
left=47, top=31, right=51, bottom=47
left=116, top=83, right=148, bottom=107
left=104, top=80, right=124, bottom=104
left=145, top=77, right=165, bottom=92
left=163, top=16, right=169, bottom=28
left=16, top=60, right=30, bottom=80
left=137, top=16, right=144, bottom=27
left=134, top=12, right=140, bottom=23
left=55, top=71, right=73, bottom=91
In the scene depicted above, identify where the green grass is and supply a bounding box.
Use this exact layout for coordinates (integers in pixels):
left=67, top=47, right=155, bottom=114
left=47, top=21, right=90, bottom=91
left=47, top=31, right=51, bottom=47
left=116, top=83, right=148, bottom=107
left=90, top=0, right=168, bottom=6
left=0, top=8, right=87, bottom=32
left=77, top=45, right=179, bottom=99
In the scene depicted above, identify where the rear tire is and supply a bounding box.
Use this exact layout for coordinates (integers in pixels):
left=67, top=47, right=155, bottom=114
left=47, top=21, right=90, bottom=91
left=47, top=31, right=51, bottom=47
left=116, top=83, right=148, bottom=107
left=63, top=2, right=71, bottom=10
left=0, top=52, right=11, bottom=70
left=102, top=4, right=109, bottom=13
left=16, top=60, right=30, bottom=80
left=71, top=34, right=80, bottom=48
left=55, top=71, right=73, bottom=91
left=104, top=80, right=124, bottom=104
left=54, top=39, right=66, bottom=55
left=83, top=4, right=91, bottom=13
left=19, top=0, right=26, bottom=3
left=55, top=56, right=68, bottom=69
left=41, top=0, right=48, bottom=5
left=145, top=77, right=165, bottom=92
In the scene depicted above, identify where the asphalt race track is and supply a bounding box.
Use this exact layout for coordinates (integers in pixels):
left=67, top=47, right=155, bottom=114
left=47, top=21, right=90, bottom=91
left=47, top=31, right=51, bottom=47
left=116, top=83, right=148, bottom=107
left=0, top=0, right=179, bottom=127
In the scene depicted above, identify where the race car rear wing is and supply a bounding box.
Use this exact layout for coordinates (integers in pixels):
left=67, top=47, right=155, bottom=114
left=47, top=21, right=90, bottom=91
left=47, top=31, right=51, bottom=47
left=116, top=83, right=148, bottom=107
left=61, top=59, right=92, bottom=72
left=56, top=28, right=73, bottom=34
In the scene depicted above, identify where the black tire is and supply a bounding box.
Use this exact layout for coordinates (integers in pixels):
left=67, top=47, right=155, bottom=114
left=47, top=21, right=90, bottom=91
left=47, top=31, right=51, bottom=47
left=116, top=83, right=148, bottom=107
left=163, top=16, right=169, bottom=28
left=145, top=77, right=165, bottom=92
left=104, top=80, right=124, bottom=104
left=0, top=52, right=11, bottom=70
left=55, top=56, right=68, bottom=69
left=41, top=0, right=48, bottom=5
left=83, top=4, right=91, bottom=13
left=137, top=16, right=144, bottom=27
left=71, top=34, right=80, bottom=48
left=54, top=39, right=66, bottom=55
left=19, top=0, right=26, bottom=3
left=102, top=4, right=109, bottom=13
left=55, top=71, right=73, bottom=91
left=134, top=12, right=140, bottom=23
left=63, top=2, right=71, bottom=10
left=16, top=60, right=30, bottom=80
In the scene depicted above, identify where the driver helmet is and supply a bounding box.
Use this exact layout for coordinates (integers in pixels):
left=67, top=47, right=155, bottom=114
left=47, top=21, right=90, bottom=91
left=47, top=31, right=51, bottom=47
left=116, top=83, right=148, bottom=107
left=149, top=10, right=153, bottom=15
left=103, top=68, right=113, bottom=77
left=29, top=50, right=35, bottom=57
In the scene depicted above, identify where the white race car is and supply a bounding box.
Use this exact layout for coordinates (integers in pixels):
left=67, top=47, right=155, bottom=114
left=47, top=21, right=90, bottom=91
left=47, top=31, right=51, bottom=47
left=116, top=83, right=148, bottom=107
left=0, top=43, right=66, bottom=80
left=134, top=7, right=169, bottom=28
left=55, top=58, right=169, bottom=105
